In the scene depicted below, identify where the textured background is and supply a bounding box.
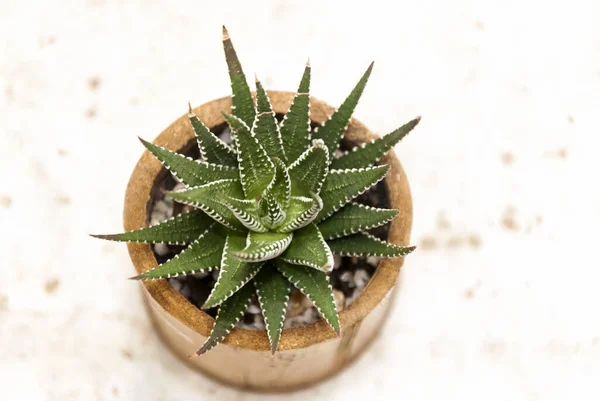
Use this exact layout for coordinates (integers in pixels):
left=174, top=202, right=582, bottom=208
left=1, top=1, right=599, bottom=400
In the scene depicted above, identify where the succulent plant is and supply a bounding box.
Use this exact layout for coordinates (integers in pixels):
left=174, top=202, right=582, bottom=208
left=93, top=27, right=420, bottom=356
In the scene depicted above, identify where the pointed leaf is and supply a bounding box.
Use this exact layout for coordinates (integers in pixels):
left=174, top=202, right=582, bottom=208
left=280, top=223, right=333, bottom=271
left=194, top=280, right=254, bottom=356
left=188, top=109, right=237, bottom=167
left=327, top=232, right=416, bottom=257
left=233, top=231, right=293, bottom=262
left=280, top=61, right=311, bottom=165
left=263, top=158, right=291, bottom=209
left=140, top=137, right=238, bottom=187
left=203, top=232, right=263, bottom=308
left=221, top=196, right=268, bottom=232
left=259, top=158, right=291, bottom=228
left=224, top=113, right=275, bottom=199
left=288, top=139, right=329, bottom=196
left=91, top=210, right=213, bottom=245
left=131, top=225, right=225, bottom=280
left=316, top=165, right=388, bottom=222
left=318, top=203, right=398, bottom=240
left=313, top=62, right=373, bottom=162
left=167, top=179, right=245, bottom=231
left=275, top=260, right=340, bottom=334
left=222, top=26, right=255, bottom=127
left=259, top=194, right=286, bottom=230
left=254, top=265, right=292, bottom=354
left=331, top=117, right=420, bottom=169
left=253, top=78, right=287, bottom=162
left=277, top=194, right=322, bottom=232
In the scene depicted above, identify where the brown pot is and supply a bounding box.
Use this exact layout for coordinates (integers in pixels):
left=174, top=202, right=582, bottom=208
left=123, top=91, right=413, bottom=392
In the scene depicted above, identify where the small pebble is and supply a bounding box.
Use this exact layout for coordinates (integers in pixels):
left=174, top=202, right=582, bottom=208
left=333, top=255, right=342, bottom=269
left=172, top=182, right=186, bottom=192
left=366, top=256, right=379, bottom=267
left=153, top=243, right=170, bottom=256
left=247, top=304, right=261, bottom=314
left=169, top=279, right=182, bottom=292
left=220, top=127, right=233, bottom=144
left=300, top=307, right=316, bottom=323
left=354, top=269, right=370, bottom=290
left=340, top=271, right=355, bottom=287
left=154, top=200, right=169, bottom=214
left=181, top=285, right=191, bottom=299
left=253, top=314, right=265, bottom=329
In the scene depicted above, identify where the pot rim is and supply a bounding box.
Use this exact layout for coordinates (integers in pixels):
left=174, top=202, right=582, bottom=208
left=123, top=91, right=413, bottom=353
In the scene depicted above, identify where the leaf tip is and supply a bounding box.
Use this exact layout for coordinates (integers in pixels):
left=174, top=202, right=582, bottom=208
left=128, top=274, right=144, bottom=281
left=254, top=72, right=260, bottom=84
left=222, top=25, right=229, bottom=40
left=190, top=346, right=207, bottom=358
left=306, top=57, right=311, bottom=68
left=187, top=100, right=193, bottom=114
left=201, top=300, right=215, bottom=310
left=368, top=60, right=375, bottom=72
left=90, top=233, right=116, bottom=240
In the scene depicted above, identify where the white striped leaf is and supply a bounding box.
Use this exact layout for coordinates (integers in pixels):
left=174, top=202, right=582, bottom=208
left=254, top=265, right=292, bottom=354
left=202, top=232, right=264, bottom=309
left=326, top=232, right=416, bottom=257
left=194, top=280, right=255, bottom=356
left=280, top=223, right=333, bottom=272
left=275, top=260, right=340, bottom=334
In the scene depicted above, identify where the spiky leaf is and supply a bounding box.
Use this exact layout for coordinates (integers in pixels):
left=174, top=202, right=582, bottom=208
left=259, top=194, right=285, bottom=230
left=203, top=232, right=263, bottom=308
left=277, top=195, right=322, bottom=232
left=167, top=179, right=245, bottom=231
left=140, top=137, right=238, bottom=187
left=318, top=203, right=398, bottom=240
left=331, top=117, right=420, bottom=169
left=313, top=62, right=373, bottom=161
left=263, top=158, right=291, bottom=209
left=222, top=26, right=255, bottom=127
left=254, top=265, right=292, bottom=354
left=91, top=210, right=213, bottom=245
left=275, top=260, right=340, bottom=334
left=280, top=62, right=311, bottom=164
left=224, top=113, right=275, bottom=199
left=288, top=139, right=329, bottom=196
left=188, top=109, right=237, bottom=167
left=259, top=158, right=291, bottom=228
left=316, top=166, right=388, bottom=222
left=131, top=225, right=225, bottom=280
left=253, top=78, right=287, bottom=162
left=221, top=196, right=268, bottom=232
left=327, top=232, right=416, bottom=257
left=233, top=231, right=293, bottom=262
left=195, top=280, right=254, bottom=356
left=280, top=223, right=333, bottom=271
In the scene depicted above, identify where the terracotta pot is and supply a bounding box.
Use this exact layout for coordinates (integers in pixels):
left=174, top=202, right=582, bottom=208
left=123, top=91, right=413, bottom=392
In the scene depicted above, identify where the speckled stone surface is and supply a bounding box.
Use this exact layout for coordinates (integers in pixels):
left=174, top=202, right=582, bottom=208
left=1, top=1, right=599, bottom=400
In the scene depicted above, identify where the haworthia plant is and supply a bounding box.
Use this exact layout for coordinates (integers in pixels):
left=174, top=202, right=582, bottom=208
left=93, top=27, right=420, bottom=356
